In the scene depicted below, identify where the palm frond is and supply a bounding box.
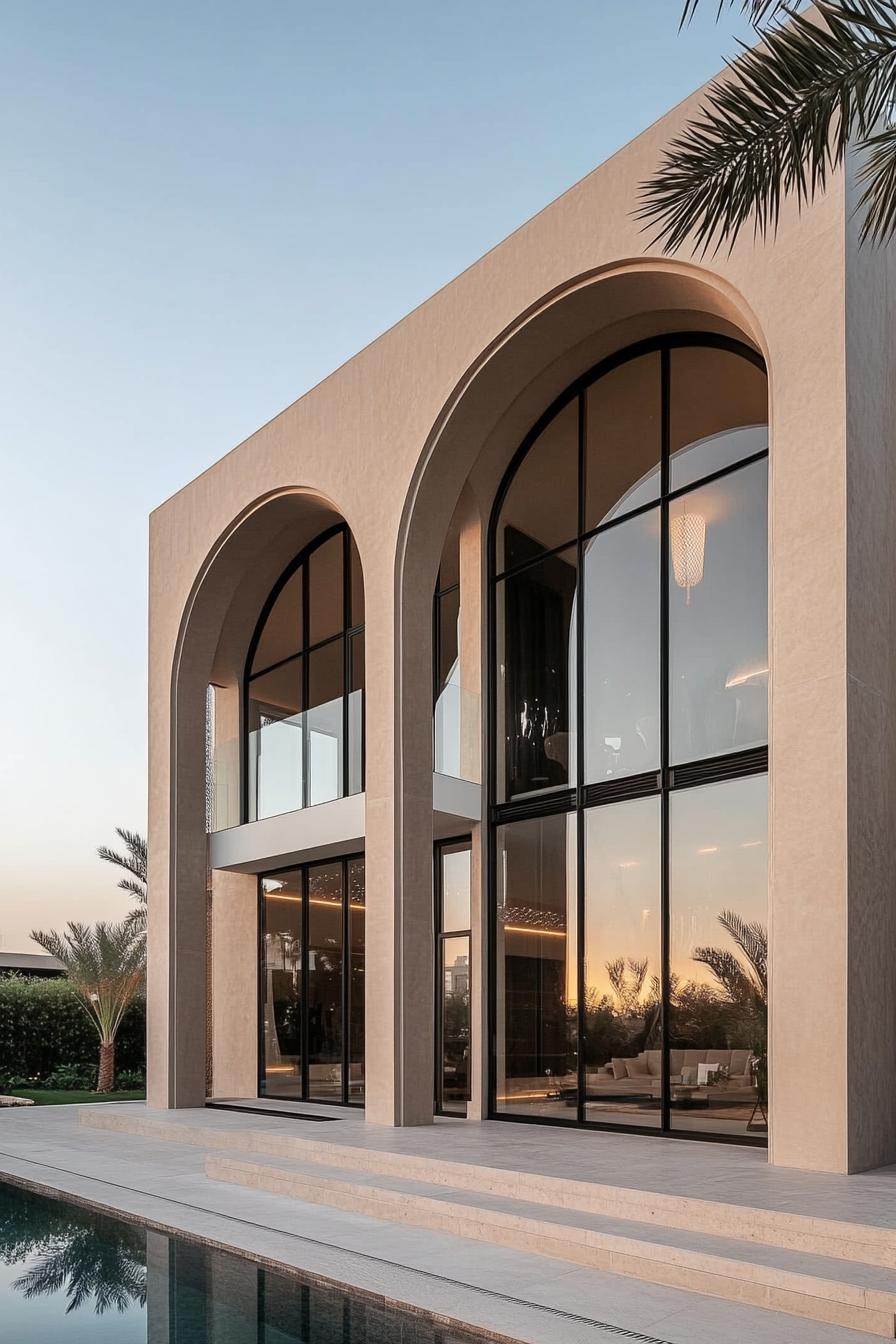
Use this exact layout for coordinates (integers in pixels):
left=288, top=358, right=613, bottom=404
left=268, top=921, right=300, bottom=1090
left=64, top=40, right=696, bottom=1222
left=717, top=908, right=767, bottom=988
left=692, top=946, right=753, bottom=1001
left=856, top=121, right=896, bottom=236
left=680, top=0, right=790, bottom=26
left=30, top=919, right=145, bottom=1043
left=640, top=1, right=896, bottom=253
left=97, top=828, right=147, bottom=885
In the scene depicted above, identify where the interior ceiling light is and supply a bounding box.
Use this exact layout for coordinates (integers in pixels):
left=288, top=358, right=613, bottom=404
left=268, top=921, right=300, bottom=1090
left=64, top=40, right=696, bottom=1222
left=670, top=510, right=706, bottom=602
left=725, top=664, right=769, bottom=689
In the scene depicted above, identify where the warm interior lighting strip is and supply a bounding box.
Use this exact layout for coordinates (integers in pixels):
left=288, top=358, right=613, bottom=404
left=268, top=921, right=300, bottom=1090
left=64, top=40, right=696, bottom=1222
left=502, top=925, right=566, bottom=938
left=265, top=893, right=366, bottom=909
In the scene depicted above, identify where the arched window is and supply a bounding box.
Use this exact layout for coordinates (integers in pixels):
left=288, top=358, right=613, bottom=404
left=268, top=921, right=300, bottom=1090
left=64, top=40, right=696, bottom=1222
left=490, top=335, right=769, bottom=1143
left=245, top=523, right=364, bottom=821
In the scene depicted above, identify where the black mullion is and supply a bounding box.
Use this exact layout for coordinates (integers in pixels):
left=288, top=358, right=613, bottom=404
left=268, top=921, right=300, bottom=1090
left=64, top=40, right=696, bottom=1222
left=256, top=878, right=265, bottom=1097
left=433, top=843, right=442, bottom=1113
left=575, top=388, right=586, bottom=1127
left=660, top=344, right=672, bottom=1135
left=301, top=865, right=309, bottom=1101
left=667, top=446, right=768, bottom=505
left=341, top=856, right=350, bottom=1106
left=493, top=534, right=581, bottom=585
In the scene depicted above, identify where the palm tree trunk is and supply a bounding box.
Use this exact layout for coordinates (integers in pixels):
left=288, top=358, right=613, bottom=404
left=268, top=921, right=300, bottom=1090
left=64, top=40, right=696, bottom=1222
left=97, top=1040, right=115, bottom=1093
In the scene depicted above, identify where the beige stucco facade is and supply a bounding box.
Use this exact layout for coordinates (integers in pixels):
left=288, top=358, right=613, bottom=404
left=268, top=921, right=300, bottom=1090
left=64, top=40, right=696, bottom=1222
left=147, top=67, right=896, bottom=1174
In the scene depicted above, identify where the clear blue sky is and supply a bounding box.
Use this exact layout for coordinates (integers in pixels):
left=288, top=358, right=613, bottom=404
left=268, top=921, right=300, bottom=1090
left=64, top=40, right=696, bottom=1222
left=0, top=2, right=754, bottom=950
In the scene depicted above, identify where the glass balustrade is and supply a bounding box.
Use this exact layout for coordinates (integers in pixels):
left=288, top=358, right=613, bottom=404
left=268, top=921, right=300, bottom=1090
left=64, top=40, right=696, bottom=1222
left=434, top=683, right=480, bottom=784
left=209, top=689, right=363, bottom=831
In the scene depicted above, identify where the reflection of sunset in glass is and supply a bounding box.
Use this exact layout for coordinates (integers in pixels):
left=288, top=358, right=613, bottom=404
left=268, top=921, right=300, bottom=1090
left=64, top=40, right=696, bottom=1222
left=671, top=775, right=767, bottom=985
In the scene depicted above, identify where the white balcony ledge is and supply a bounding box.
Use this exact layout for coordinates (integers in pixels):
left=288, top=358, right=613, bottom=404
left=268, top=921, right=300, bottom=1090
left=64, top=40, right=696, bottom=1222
left=208, top=792, right=365, bottom=873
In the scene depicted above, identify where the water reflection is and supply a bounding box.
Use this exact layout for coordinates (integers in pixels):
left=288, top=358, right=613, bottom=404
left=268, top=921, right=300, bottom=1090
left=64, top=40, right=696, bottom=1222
left=1, top=1182, right=479, bottom=1342
left=0, top=1183, right=145, bottom=1316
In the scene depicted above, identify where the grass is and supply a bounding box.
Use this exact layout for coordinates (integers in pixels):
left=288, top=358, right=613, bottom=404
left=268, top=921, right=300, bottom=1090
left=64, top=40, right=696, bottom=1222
left=6, top=1089, right=145, bottom=1106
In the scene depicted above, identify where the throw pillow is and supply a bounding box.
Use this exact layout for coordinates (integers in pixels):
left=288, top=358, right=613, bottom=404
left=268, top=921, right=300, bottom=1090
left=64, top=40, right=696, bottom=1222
left=681, top=1065, right=698, bottom=1085
left=609, top=1058, right=628, bottom=1080
left=624, top=1056, right=649, bottom=1077
left=697, top=1061, right=721, bottom=1085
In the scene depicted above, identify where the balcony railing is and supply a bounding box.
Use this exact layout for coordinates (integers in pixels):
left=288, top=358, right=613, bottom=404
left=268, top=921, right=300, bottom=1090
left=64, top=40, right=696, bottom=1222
left=209, top=689, right=363, bottom=832
left=434, top=683, right=480, bottom=784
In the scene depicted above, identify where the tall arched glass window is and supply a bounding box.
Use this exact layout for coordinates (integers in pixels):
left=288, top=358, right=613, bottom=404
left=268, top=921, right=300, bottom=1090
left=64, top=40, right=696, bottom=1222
left=490, top=335, right=768, bottom=1143
left=245, top=524, right=364, bottom=821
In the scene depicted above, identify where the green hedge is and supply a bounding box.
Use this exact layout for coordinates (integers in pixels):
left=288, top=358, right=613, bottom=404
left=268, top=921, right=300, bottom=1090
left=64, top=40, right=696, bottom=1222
left=0, top=976, right=145, bottom=1082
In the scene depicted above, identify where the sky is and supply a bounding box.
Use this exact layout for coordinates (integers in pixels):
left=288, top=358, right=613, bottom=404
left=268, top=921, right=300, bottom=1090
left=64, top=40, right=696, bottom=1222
left=0, top=1, right=756, bottom=952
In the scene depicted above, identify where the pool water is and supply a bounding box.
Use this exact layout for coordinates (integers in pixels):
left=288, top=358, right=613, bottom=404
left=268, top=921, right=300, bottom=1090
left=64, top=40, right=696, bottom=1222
left=0, top=1181, right=480, bottom=1342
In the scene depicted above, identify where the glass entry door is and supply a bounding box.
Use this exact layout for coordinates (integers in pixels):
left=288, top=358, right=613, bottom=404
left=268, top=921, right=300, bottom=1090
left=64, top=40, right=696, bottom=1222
left=260, top=854, right=364, bottom=1106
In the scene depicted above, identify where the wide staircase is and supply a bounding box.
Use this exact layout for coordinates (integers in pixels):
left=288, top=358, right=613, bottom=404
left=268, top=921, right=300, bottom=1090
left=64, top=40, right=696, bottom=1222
left=82, top=1108, right=896, bottom=1338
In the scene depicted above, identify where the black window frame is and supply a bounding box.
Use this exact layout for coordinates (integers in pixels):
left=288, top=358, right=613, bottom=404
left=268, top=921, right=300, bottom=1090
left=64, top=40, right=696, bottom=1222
left=242, top=522, right=365, bottom=825
left=487, top=332, right=769, bottom=1147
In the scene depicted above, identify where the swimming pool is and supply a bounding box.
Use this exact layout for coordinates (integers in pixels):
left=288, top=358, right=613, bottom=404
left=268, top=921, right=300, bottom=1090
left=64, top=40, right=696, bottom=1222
left=0, top=1180, right=482, bottom=1342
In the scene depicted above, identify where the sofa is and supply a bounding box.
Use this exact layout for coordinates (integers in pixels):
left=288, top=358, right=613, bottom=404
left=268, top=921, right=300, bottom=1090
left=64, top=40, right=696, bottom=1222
left=599, top=1047, right=754, bottom=1095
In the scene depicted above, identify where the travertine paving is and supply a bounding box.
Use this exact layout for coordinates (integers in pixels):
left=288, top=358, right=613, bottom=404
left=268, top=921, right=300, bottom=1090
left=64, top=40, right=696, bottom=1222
left=0, top=1102, right=893, bottom=1343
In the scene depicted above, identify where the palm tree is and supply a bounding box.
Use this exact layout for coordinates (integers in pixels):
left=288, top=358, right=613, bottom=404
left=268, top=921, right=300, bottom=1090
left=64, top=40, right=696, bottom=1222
left=97, top=827, right=147, bottom=935
left=29, top=921, right=145, bottom=1092
left=640, top=2, right=896, bottom=252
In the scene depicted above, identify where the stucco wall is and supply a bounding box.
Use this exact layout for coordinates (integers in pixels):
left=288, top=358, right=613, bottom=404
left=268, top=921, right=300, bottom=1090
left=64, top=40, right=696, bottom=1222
left=146, top=64, right=896, bottom=1171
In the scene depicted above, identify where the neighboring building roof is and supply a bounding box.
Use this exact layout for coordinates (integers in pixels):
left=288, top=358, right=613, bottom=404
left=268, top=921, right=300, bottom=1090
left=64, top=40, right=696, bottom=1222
left=0, top=951, right=65, bottom=975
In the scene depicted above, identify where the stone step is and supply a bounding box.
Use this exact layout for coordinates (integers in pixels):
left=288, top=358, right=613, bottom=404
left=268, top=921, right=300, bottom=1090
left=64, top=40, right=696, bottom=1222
left=207, top=1150, right=896, bottom=1338
left=81, top=1109, right=896, bottom=1270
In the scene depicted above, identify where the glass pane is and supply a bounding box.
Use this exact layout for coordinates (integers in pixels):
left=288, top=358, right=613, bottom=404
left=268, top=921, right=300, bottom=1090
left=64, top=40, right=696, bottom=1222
left=437, top=519, right=460, bottom=592
left=437, top=587, right=460, bottom=696
left=441, top=841, right=471, bottom=932
left=670, top=346, right=767, bottom=491
left=247, top=659, right=303, bottom=820
left=261, top=871, right=302, bottom=1099
left=669, top=775, right=768, bottom=1137
left=497, top=546, right=576, bottom=802
left=496, top=399, right=578, bottom=572
left=585, top=352, right=661, bottom=528
left=251, top=569, right=302, bottom=674
left=495, top=813, right=577, bottom=1119
left=584, top=509, right=660, bottom=783
left=308, top=533, right=344, bottom=645
left=349, top=535, right=364, bottom=626
left=583, top=797, right=662, bottom=1127
left=348, top=857, right=365, bottom=1103
left=349, top=632, right=364, bottom=796
left=307, top=641, right=344, bottom=805
left=440, top=935, right=471, bottom=1113
left=307, top=862, right=343, bottom=1101
left=669, top=458, right=767, bottom=764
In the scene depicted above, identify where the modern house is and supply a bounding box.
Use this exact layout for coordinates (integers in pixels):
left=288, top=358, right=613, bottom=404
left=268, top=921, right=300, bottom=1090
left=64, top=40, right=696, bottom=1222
left=146, top=64, right=896, bottom=1180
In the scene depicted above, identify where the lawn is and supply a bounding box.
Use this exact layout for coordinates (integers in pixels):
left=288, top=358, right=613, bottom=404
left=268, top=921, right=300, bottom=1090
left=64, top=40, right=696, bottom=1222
left=6, top=1089, right=145, bottom=1106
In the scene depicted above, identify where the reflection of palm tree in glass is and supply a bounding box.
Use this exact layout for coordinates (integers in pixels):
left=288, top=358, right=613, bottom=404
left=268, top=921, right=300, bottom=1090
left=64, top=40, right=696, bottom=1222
left=0, top=1186, right=146, bottom=1316
left=693, top=910, right=767, bottom=1022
